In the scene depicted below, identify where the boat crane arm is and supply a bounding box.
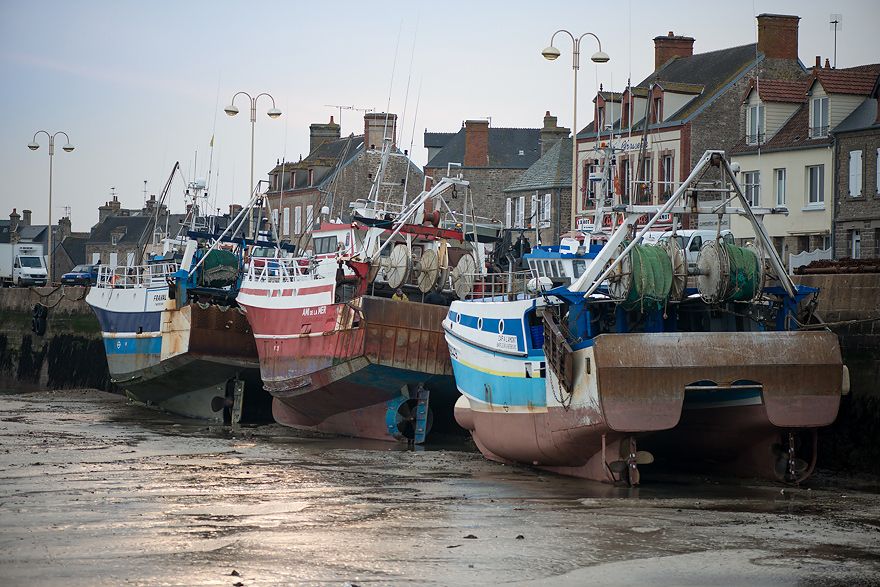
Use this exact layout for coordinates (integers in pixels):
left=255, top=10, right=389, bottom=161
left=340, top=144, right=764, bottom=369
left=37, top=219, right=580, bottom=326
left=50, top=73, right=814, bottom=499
left=186, top=186, right=262, bottom=276
left=571, top=151, right=715, bottom=294
left=571, top=150, right=797, bottom=299
left=367, top=176, right=469, bottom=261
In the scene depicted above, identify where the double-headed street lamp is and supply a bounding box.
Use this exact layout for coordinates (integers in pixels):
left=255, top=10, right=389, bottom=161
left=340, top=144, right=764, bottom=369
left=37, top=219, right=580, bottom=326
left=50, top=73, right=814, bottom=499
left=542, top=31, right=609, bottom=234
left=224, top=91, right=281, bottom=234
left=28, top=130, right=75, bottom=284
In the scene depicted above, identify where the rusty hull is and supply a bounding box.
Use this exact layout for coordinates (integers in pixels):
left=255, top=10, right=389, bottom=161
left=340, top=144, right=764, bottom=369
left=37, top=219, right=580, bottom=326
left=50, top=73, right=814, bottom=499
left=592, top=331, right=843, bottom=432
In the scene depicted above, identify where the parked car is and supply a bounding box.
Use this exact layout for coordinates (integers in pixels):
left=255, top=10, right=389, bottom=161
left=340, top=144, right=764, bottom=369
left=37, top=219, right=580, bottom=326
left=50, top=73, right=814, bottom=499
left=61, top=264, right=99, bottom=286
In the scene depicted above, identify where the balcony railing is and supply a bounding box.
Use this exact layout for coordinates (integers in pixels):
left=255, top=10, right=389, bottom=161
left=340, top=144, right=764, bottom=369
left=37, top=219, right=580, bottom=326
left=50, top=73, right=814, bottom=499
left=809, top=126, right=829, bottom=139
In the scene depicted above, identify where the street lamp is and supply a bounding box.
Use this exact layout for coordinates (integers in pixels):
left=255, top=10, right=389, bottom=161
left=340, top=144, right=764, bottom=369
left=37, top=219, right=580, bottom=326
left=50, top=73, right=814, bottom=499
left=224, top=91, right=281, bottom=234
left=28, top=130, right=75, bottom=284
left=542, top=30, right=609, bottom=234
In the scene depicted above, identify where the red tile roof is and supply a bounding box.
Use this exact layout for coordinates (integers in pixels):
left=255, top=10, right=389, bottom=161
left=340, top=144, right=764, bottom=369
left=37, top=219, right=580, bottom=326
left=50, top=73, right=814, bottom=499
left=810, top=64, right=880, bottom=96
left=742, top=78, right=808, bottom=103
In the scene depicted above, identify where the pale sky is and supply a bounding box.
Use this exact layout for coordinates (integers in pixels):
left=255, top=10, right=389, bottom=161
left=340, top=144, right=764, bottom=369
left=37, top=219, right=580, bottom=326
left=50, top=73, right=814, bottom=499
left=1, top=0, right=877, bottom=231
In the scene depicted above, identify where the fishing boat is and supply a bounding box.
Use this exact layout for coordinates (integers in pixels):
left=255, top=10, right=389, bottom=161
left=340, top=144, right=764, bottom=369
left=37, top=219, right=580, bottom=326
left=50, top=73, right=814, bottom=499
left=237, top=141, right=507, bottom=442
left=86, top=168, right=268, bottom=422
left=445, top=149, right=847, bottom=485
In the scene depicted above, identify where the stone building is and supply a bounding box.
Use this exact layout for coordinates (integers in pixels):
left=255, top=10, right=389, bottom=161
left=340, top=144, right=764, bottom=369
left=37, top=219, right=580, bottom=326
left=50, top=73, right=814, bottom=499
left=833, top=79, right=880, bottom=259
left=264, top=113, right=424, bottom=244
left=729, top=62, right=880, bottom=263
left=578, top=14, right=806, bottom=231
left=502, top=113, right=572, bottom=244
left=422, top=113, right=568, bottom=228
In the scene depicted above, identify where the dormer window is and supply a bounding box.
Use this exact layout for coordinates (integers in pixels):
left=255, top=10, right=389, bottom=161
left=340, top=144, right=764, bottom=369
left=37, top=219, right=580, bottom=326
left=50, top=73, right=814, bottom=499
left=746, top=103, right=764, bottom=145
left=652, top=97, right=662, bottom=123
left=810, top=96, right=829, bottom=138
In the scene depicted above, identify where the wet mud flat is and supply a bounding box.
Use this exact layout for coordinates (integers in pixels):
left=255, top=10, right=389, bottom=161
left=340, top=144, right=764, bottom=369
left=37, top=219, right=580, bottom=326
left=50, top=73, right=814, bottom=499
left=1, top=390, right=879, bottom=586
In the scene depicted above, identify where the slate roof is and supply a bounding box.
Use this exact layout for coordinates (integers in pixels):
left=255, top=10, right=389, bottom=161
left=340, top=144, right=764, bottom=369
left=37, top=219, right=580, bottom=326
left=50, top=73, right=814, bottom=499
left=580, top=43, right=761, bottom=137
left=424, top=127, right=542, bottom=170
left=730, top=102, right=830, bottom=155
left=424, top=132, right=455, bottom=148
left=268, top=134, right=365, bottom=192
left=60, top=235, right=88, bottom=265
left=0, top=220, right=10, bottom=244
left=742, top=78, right=807, bottom=103
left=833, top=96, right=880, bottom=133
left=89, top=215, right=154, bottom=245
left=17, top=225, right=48, bottom=241
left=809, top=64, right=880, bottom=96
left=503, top=138, right=572, bottom=193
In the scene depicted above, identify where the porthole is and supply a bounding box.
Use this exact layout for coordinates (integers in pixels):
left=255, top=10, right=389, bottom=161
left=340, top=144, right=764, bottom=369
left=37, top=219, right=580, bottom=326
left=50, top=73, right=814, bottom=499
left=498, top=320, right=505, bottom=334
left=477, top=317, right=483, bottom=331
left=456, top=313, right=461, bottom=324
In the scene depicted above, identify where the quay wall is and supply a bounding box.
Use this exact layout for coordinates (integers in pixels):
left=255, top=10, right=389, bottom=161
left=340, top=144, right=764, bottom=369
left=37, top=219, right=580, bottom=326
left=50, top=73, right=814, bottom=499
left=794, top=273, right=880, bottom=474
left=0, top=286, right=110, bottom=391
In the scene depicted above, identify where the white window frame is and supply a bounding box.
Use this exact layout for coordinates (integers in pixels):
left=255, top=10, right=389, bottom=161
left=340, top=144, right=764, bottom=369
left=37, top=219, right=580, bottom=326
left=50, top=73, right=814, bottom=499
left=294, top=205, right=302, bottom=234
left=661, top=155, right=674, bottom=198
left=810, top=96, right=829, bottom=138
left=505, top=198, right=512, bottom=228
left=774, top=168, right=786, bottom=206
left=848, top=150, right=863, bottom=197
left=92, top=252, right=100, bottom=264
left=542, top=193, right=551, bottom=223
left=282, top=207, right=290, bottom=236
left=743, top=171, right=760, bottom=206
left=531, top=192, right=538, bottom=227
left=747, top=103, right=765, bottom=145
left=806, top=165, right=825, bottom=207
left=109, top=252, right=118, bottom=267
left=851, top=229, right=861, bottom=259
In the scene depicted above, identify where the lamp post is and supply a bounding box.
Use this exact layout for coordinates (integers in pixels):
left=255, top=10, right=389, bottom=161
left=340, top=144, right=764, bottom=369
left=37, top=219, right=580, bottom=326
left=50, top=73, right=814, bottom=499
left=28, top=131, right=75, bottom=284
left=224, top=91, right=281, bottom=235
left=542, top=31, right=609, bottom=234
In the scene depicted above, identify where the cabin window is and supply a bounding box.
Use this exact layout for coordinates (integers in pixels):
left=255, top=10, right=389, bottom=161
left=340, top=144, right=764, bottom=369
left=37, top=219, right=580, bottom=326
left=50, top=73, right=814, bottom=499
left=477, top=317, right=483, bottom=331
left=572, top=259, right=586, bottom=278
left=313, top=236, right=338, bottom=255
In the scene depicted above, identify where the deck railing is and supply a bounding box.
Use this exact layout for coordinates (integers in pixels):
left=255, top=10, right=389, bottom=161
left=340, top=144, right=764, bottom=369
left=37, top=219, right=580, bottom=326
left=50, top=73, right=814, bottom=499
left=95, top=263, right=179, bottom=289
left=463, top=270, right=535, bottom=302
left=244, top=256, right=324, bottom=284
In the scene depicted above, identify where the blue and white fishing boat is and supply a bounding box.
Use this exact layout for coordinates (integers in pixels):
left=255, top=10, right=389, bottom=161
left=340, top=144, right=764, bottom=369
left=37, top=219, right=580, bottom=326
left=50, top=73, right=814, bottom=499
left=445, top=150, right=847, bottom=485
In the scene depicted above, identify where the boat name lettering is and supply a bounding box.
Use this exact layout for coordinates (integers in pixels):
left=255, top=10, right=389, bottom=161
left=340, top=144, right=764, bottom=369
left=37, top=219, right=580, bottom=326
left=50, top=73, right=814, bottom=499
left=302, top=306, right=327, bottom=317
left=497, top=334, right=518, bottom=351
left=152, top=293, right=167, bottom=303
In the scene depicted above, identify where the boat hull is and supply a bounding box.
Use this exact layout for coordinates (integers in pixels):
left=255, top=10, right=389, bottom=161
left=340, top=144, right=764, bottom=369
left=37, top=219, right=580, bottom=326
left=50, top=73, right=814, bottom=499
left=242, top=294, right=455, bottom=440
left=88, top=285, right=263, bottom=423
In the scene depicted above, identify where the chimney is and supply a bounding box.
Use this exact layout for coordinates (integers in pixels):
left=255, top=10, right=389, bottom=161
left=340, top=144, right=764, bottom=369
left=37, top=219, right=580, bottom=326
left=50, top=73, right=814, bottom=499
left=464, top=119, right=490, bottom=167
left=59, top=216, right=72, bottom=240
left=756, top=14, right=800, bottom=60
left=364, top=112, right=397, bottom=151
left=21, top=209, right=32, bottom=226
left=824, top=58, right=831, bottom=69
left=540, top=111, right=571, bottom=156
left=815, top=55, right=821, bottom=69
left=653, top=31, right=695, bottom=70
left=309, top=116, right=341, bottom=154
left=9, top=209, right=20, bottom=233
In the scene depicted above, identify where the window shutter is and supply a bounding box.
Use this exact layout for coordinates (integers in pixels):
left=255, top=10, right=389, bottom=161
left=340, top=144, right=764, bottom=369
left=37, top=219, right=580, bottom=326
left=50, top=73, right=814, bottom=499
left=849, top=151, right=862, bottom=196
left=531, top=193, right=538, bottom=227
left=272, top=209, right=279, bottom=232
left=306, top=205, right=314, bottom=230
left=517, top=196, right=525, bottom=228
left=283, top=207, right=290, bottom=236
left=543, top=193, right=551, bottom=222
left=505, top=198, right=512, bottom=228
left=294, top=206, right=302, bottom=234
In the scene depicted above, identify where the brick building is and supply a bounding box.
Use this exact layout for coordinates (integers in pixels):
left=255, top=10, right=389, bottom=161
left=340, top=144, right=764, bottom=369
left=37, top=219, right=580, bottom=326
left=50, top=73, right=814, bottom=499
left=264, top=113, right=424, bottom=244
left=422, top=113, right=568, bottom=228
left=578, top=14, right=805, bottom=231
left=833, top=79, right=880, bottom=259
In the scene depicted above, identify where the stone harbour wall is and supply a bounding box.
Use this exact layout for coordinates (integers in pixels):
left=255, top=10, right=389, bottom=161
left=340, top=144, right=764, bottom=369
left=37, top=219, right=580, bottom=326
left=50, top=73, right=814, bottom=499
left=0, top=286, right=110, bottom=391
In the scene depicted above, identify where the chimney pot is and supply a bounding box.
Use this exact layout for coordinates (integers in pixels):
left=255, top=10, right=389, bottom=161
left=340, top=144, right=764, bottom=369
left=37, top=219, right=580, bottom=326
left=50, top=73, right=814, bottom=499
left=22, top=209, right=32, bottom=226
left=668, top=31, right=674, bottom=37
left=815, top=55, right=821, bottom=68
left=824, top=58, right=831, bottom=69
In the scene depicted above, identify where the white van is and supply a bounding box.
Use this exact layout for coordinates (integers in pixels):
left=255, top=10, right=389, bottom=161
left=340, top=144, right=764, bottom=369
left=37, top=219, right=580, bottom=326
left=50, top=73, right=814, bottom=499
left=643, top=229, right=734, bottom=271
